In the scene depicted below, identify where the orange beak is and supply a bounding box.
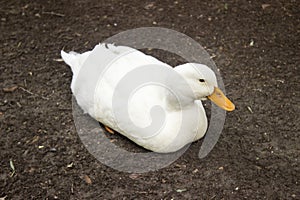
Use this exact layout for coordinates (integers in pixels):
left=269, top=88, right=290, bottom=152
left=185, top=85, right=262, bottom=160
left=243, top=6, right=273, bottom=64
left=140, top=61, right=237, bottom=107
left=207, top=87, right=235, bottom=111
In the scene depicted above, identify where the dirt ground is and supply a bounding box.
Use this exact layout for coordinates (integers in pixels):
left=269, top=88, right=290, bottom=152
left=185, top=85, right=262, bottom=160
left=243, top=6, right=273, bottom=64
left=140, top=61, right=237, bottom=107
left=0, top=0, right=299, bottom=199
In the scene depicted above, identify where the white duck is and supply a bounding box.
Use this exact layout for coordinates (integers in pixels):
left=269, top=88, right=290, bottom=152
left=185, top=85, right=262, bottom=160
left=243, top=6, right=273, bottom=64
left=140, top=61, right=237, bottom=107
left=61, top=44, right=234, bottom=153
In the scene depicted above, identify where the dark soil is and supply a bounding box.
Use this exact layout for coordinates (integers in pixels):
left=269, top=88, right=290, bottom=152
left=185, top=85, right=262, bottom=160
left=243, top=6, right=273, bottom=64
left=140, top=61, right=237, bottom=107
left=0, top=0, right=299, bottom=199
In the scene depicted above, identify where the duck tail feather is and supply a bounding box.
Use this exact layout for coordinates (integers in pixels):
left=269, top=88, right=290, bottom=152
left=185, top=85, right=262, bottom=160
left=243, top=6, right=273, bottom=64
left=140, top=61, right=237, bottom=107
left=61, top=50, right=91, bottom=75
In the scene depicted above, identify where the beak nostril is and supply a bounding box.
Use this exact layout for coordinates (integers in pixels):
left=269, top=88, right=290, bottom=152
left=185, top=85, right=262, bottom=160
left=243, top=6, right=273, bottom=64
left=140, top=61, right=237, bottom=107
left=216, top=92, right=222, bottom=97
left=207, top=87, right=235, bottom=111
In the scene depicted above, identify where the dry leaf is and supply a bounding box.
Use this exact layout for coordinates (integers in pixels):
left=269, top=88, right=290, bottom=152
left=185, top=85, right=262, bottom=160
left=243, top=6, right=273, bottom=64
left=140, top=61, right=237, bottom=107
left=249, top=39, right=254, bottom=46
left=28, top=167, right=35, bottom=173
left=110, top=139, right=117, bottom=143
left=144, top=2, right=155, bottom=10
left=9, top=159, right=15, bottom=177
left=104, top=126, right=114, bottom=134
left=129, top=173, right=140, bottom=179
left=30, top=135, right=40, bottom=144
left=10, top=159, right=15, bottom=171
left=84, top=175, right=92, bottom=184
left=261, top=4, right=271, bottom=9
left=175, top=164, right=186, bottom=169
left=0, top=195, right=7, bottom=200
left=3, top=85, right=18, bottom=92
left=67, top=162, right=73, bottom=168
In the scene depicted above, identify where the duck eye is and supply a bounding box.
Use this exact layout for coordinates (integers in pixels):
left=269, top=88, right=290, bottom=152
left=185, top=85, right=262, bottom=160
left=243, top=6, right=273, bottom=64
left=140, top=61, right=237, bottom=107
left=199, top=79, right=205, bottom=83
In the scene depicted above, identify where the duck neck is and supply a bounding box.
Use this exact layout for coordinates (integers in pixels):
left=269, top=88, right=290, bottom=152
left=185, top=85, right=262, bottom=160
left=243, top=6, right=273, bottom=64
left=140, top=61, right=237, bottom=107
left=164, top=89, right=196, bottom=111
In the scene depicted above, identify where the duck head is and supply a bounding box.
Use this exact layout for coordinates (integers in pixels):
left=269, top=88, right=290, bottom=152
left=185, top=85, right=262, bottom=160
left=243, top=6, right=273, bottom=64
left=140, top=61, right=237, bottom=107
left=176, top=63, right=235, bottom=111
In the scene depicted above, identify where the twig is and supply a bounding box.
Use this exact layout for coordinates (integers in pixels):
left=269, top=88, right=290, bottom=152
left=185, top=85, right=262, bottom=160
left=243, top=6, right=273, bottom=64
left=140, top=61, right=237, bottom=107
left=42, top=11, right=65, bottom=17
left=19, top=86, right=33, bottom=95
left=53, top=58, right=64, bottom=62
left=19, top=87, right=49, bottom=100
